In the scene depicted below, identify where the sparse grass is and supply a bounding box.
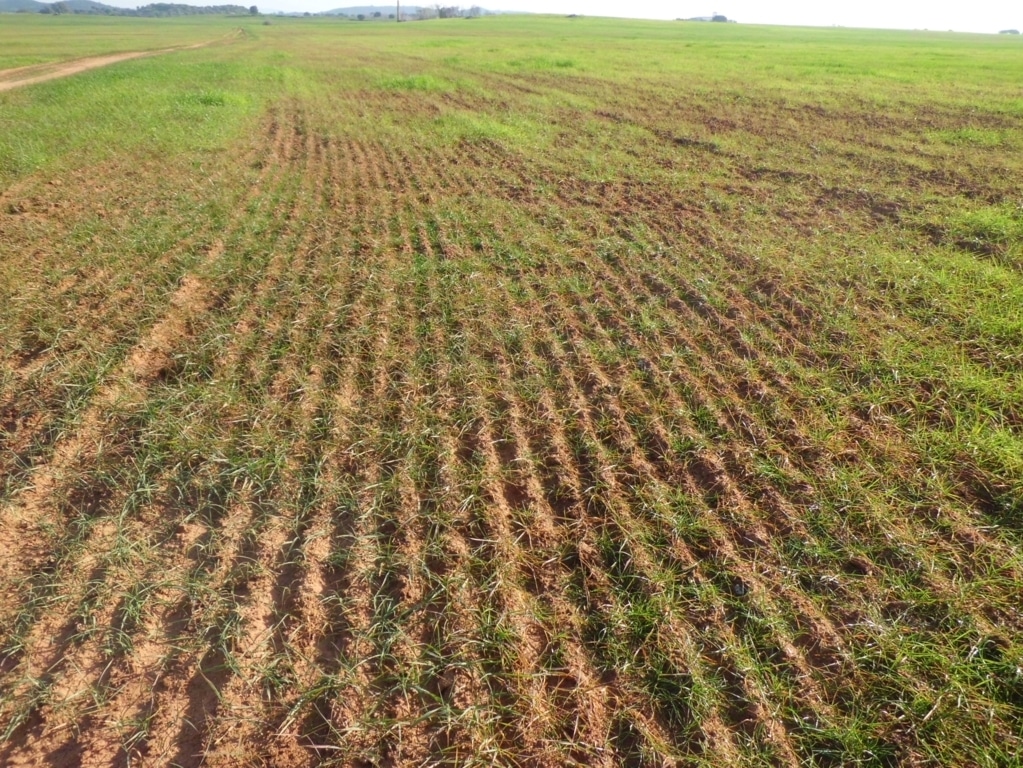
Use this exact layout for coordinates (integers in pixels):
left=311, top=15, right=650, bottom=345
left=1, top=13, right=1022, bottom=768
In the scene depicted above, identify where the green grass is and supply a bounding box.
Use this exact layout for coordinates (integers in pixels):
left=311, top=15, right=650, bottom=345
left=0, top=15, right=249, bottom=69
left=1, top=13, right=1022, bottom=767
left=0, top=30, right=292, bottom=182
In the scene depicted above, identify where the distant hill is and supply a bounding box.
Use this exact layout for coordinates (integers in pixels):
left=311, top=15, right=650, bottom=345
left=321, top=5, right=510, bottom=17
left=66, top=0, right=120, bottom=10
left=131, top=3, right=249, bottom=14
left=0, top=0, right=129, bottom=10
left=0, top=0, right=46, bottom=11
left=3, top=0, right=251, bottom=12
left=322, top=5, right=418, bottom=15
left=1, top=0, right=508, bottom=15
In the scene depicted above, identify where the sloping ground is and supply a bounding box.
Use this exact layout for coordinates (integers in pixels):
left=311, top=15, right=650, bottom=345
left=0, top=23, right=1022, bottom=767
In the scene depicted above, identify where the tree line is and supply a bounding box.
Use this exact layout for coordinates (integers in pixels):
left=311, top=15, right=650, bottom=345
left=39, top=2, right=251, bottom=15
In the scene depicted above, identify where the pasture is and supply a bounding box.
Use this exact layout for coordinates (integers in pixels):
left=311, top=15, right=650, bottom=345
left=1, top=14, right=1022, bottom=766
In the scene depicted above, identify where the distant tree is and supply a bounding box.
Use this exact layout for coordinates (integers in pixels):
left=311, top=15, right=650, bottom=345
left=999, top=29, right=1020, bottom=34
left=372, top=10, right=381, bottom=16
left=249, top=4, right=257, bottom=13
left=711, top=14, right=728, bottom=22
left=51, top=1, right=70, bottom=13
left=388, top=12, right=394, bottom=17
left=357, top=12, right=365, bottom=19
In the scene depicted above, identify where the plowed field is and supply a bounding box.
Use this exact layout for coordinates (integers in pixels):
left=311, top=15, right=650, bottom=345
left=1, top=15, right=1022, bottom=767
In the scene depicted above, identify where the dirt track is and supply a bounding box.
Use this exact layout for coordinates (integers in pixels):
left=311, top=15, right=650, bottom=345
left=0, top=35, right=236, bottom=93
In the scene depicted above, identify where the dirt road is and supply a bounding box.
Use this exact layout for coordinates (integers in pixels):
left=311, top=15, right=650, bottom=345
left=0, top=35, right=237, bottom=93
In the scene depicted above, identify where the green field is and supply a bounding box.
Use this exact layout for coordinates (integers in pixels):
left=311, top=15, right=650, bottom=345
left=1, top=14, right=1022, bottom=767
left=0, top=14, right=248, bottom=69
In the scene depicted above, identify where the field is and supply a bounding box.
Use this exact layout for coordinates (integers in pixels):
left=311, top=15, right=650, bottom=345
left=0, top=15, right=247, bottom=70
left=1, top=13, right=1023, bottom=767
